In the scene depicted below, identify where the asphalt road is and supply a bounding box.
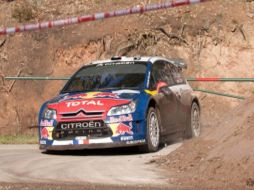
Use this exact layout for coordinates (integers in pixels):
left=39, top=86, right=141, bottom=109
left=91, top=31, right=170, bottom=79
left=0, top=143, right=181, bottom=187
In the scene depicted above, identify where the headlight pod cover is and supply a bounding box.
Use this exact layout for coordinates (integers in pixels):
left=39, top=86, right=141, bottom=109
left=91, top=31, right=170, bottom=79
left=43, top=107, right=57, bottom=120
left=107, top=101, right=136, bottom=116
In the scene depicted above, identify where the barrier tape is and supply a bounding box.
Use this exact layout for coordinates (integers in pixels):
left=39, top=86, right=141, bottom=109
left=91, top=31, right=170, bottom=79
left=0, top=0, right=209, bottom=35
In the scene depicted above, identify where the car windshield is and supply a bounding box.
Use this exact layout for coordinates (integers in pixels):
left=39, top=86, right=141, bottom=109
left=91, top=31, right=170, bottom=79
left=61, top=62, right=147, bottom=93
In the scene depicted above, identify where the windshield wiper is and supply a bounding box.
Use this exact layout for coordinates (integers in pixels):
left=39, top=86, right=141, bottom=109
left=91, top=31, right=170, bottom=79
left=61, top=90, right=84, bottom=94
left=61, top=87, right=141, bottom=94
left=99, top=87, right=141, bottom=91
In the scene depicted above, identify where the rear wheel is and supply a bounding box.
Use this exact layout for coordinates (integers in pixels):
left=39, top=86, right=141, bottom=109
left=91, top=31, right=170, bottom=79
left=140, top=107, right=160, bottom=153
left=185, top=102, right=201, bottom=138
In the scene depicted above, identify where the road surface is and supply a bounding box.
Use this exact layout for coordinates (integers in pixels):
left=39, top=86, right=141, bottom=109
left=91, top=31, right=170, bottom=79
left=0, top=143, right=181, bottom=187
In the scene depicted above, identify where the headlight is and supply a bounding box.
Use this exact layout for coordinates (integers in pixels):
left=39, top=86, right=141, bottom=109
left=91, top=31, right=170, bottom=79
left=107, top=101, right=136, bottom=116
left=43, top=108, right=57, bottom=120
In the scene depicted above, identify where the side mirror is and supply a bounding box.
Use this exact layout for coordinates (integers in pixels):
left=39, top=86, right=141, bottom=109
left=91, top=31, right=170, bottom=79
left=156, top=81, right=172, bottom=95
left=156, top=82, right=168, bottom=93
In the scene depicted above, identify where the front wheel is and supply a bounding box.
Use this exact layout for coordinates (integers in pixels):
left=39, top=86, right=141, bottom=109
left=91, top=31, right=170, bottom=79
left=140, top=107, right=160, bottom=153
left=185, top=102, right=201, bottom=138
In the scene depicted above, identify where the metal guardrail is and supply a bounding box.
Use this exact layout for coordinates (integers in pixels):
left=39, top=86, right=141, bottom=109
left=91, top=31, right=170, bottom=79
left=4, top=76, right=248, bottom=100
left=188, top=77, right=254, bottom=82
left=193, top=88, right=245, bottom=100
left=5, top=76, right=70, bottom=80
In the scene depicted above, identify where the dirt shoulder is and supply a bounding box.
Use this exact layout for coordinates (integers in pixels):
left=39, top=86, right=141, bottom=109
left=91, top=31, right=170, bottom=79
left=156, top=96, right=254, bottom=189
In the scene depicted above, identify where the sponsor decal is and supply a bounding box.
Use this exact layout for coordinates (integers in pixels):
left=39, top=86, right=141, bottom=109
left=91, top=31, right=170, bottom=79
left=74, top=138, right=89, bottom=145
left=83, top=139, right=89, bottom=145
left=126, top=139, right=146, bottom=145
left=40, top=140, right=47, bottom=145
left=116, top=123, right=133, bottom=135
left=109, top=122, right=133, bottom=136
left=146, top=71, right=151, bottom=88
left=66, top=100, right=104, bottom=107
left=52, top=140, right=73, bottom=146
left=109, top=114, right=133, bottom=123
left=89, top=137, right=113, bottom=144
left=60, top=121, right=102, bottom=130
left=95, top=92, right=119, bottom=99
left=112, top=90, right=140, bottom=94
left=82, top=92, right=101, bottom=99
left=40, top=120, right=54, bottom=127
left=144, top=89, right=158, bottom=96
left=97, top=62, right=135, bottom=66
left=65, top=92, right=119, bottom=100
left=120, top=136, right=134, bottom=141
left=75, top=136, right=88, bottom=140
left=77, top=92, right=119, bottom=99
left=41, top=127, right=54, bottom=140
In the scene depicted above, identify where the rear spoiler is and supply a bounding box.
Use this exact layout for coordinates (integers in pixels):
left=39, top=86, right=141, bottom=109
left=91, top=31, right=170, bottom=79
left=169, top=58, right=187, bottom=69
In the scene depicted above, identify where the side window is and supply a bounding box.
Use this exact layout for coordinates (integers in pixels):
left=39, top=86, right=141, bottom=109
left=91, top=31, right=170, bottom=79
left=149, top=61, right=175, bottom=90
left=171, top=66, right=186, bottom=84
left=163, top=63, right=175, bottom=86
left=149, top=62, right=162, bottom=90
left=149, top=73, right=157, bottom=90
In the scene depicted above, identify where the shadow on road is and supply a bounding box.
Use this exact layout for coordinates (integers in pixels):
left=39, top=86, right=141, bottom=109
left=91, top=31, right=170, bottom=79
left=42, top=144, right=168, bottom=157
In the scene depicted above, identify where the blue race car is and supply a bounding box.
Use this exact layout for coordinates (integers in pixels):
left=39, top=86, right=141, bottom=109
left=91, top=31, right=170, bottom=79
left=38, top=56, right=201, bottom=152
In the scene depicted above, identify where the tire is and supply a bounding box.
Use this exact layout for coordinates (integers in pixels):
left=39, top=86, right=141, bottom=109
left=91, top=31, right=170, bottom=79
left=140, top=107, right=160, bottom=153
left=185, top=102, right=201, bottom=139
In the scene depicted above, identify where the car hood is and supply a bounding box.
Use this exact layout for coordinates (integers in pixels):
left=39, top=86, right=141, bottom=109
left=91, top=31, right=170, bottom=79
left=46, top=89, right=141, bottom=114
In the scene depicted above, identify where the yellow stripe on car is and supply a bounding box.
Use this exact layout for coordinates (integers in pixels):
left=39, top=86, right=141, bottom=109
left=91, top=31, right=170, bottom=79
left=145, top=90, right=158, bottom=96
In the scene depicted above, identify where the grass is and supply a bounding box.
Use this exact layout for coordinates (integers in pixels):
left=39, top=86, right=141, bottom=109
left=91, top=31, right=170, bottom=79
left=0, top=135, right=38, bottom=144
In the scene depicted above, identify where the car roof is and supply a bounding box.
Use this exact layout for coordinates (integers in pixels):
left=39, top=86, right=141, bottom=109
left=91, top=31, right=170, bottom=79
left=90, top=56, right=187, bottom=69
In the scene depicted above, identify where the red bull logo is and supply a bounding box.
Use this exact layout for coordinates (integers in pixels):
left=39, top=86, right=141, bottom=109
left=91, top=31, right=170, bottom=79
left=116, top=123, right=133, bottom=135
left=41, top=127, right=54, bottom=140
left=41, top=127, right=49, bottom=139
left=66, top=92, right=119, bottom=100
left=96, top=92, right=119, bottom=99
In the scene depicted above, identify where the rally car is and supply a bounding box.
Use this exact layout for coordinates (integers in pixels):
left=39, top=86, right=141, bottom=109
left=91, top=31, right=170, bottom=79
left=38, top=56, right=201, bottom=152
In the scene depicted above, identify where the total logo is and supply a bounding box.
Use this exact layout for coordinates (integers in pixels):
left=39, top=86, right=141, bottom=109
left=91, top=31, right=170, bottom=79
left=66, top=100, right=104, bottom=107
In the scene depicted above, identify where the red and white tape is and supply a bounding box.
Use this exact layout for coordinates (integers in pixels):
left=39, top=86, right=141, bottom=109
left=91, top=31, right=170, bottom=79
left=0, top=0, right=209, bottom=35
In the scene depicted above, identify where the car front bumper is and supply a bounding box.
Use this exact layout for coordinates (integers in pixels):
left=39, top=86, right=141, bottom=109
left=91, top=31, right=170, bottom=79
left=39, top=137, right=146, bottom=151
left=39, top=114, right=147, bottom=151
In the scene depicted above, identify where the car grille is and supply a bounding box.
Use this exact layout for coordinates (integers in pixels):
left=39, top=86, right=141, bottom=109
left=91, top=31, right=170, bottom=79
left=60, top=109, right=104, bottom=120
left=53, top=120, right=112, bottom=140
